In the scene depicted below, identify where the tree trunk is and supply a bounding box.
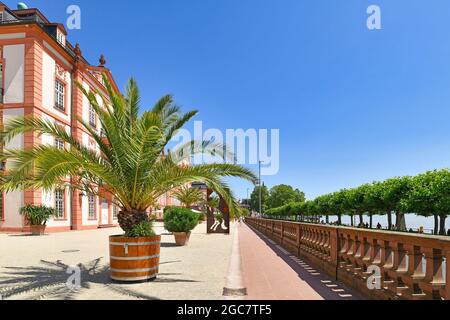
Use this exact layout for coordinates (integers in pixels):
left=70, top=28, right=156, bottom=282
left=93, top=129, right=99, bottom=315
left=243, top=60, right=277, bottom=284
left=439, top=215, right=447, bottom=236
left=370, top=214, right=373, bottom=229
left=387, top=211, right=392, bottom=230
left=396, top=212, right=407, bottom=231
left=326, top=215, right=329, bottom=224
left=118, top=210, right=149, bottom=234
left=394, top=212, right=399, bottom=230
left=337, top=215, right=342, bottom=226
left=350, top=215, right=354, bottom=227
left=433, top=214, right=439, bottom=235
left=359, top=212, right=364, bottom=226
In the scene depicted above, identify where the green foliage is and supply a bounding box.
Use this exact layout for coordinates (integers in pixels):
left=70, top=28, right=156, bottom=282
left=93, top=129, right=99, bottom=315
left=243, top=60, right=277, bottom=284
left=403, top=170, right=450, bottom=235
left=19, top=205, right=56, bottom=226
left=208, top=195, right=220, bottom=211
left=164, top=207, right=200, bottom=233
left=267, top=184, right=305, bottom=209
left=173, top=186, right=205, bottom=208
left=0, top=76, right=256, bottom=235
left=263, top=169, right=450, bottom=234
left=239, top=208, right=250, bottom=217
left=249, top=185, right=269, bottom=212
left=125, top=220, right=155, bottom=238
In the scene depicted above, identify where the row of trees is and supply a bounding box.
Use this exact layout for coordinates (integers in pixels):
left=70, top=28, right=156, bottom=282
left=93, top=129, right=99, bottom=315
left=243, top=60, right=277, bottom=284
left=249, top=184, right=305, bottom=212
left=264, top=169, right=450, bottom=235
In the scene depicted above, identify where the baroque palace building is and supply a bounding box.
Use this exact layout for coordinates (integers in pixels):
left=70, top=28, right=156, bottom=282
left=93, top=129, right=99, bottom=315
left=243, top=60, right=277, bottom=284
left=0, top=3, right=181, bottom=232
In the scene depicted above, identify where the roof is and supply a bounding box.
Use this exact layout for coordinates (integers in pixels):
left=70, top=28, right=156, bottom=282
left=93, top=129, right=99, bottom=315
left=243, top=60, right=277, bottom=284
left=0, top=1, right=120, bottom=93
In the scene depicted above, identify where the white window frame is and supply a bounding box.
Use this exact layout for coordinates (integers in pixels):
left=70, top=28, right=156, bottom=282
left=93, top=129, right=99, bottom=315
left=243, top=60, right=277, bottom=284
left=55, top=138, right=64, bottom=150
left=89, top=104, right=96, bottom=127
left=113, top=204, right=119, bottom=219
left=55, top=80, right=65, bottom=111
left=88, top=193, right=95, bottom=219
left=55, top=189, right=65, bottom=219
left=0, top=193, right=4, bottom=220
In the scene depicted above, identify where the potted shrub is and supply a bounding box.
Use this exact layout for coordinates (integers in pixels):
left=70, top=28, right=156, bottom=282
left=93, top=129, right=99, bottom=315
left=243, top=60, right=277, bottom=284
left=164, top=207, right=201, bottom=246
left=20, top=205, right=55, bottom=235
left=0, top=76, right=256, bottom=282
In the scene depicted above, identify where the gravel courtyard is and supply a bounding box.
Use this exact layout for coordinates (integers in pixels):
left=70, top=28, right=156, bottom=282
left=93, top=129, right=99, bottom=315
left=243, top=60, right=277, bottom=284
left=0, top=222, right=234, bottom=300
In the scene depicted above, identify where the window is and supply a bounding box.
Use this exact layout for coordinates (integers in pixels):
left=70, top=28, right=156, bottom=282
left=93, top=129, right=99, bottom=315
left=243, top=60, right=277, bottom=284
left=89, top=104, right=96, bottom=127
left=55, top=189, right=65, bottom=219
left=0, top=193, right=4, bottom=220
left=0, top=63, right=4, bottom=104
left=88, top=193, right=95, bottom=219
left=113, top=204, right=119, bottom=220
left=57, top=31, right=65, bottom=46
left=0, top=12, right=4, bottom=23
left=55, top=80, right=65, bottom=111
left=55, top=138, right=64, bottom=150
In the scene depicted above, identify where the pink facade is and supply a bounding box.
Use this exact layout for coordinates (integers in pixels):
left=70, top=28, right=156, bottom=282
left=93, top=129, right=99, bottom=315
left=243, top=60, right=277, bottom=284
left=0, top=4, right=120, bottom=232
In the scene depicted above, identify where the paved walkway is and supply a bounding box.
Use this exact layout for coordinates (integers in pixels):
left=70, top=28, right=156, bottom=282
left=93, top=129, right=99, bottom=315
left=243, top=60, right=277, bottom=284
left=239, top=223, right=365, bottom=300
left=0, top=222, right=233, bottom=300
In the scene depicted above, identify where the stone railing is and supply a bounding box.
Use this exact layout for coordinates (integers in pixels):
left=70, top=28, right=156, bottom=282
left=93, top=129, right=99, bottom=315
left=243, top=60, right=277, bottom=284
left=246, top=217, right=450, bottom=300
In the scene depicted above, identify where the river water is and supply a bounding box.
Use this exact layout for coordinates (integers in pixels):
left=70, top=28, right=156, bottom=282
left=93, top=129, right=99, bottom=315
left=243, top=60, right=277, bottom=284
left=327, top=214, right=450, bottom=234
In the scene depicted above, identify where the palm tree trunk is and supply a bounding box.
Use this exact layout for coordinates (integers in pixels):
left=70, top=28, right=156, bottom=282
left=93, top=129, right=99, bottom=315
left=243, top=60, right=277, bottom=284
left=118, top=210, right=149, bottom=234
left=434, top=214, right=439, bottom=235
left=439, top=215, right=447, bottom=235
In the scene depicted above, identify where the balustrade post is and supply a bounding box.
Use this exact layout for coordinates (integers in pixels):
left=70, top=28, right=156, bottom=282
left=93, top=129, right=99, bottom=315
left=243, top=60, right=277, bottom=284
left=281, top=222, right=285, bottom=246
left=445, top=249, right=450, bottom=300
left=330, top=227, right=339, bottom=280
left=420, top=247, right=446, bottom=299
left=296, top=224, right=301, bottom=257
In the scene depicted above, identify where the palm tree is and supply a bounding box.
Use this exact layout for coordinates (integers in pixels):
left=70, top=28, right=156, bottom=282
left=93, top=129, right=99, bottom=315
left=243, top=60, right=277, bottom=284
left=172, top=185, right=205, bottom=208
left=0, top=76, right=257, bottom=235
left=207, top=195, right=220, bottom=213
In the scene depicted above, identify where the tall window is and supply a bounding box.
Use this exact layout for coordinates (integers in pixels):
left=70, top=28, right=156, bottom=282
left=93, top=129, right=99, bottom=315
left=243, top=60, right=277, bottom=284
left=89, top=104, right=96, bottom=127
left=0, top=193, right=4, bottom=220
left=88, top=193, right=95, bottom=219
left=55, top=80, right=65, bottom=111
left=57, top=31, right=65, bottom=46
left=55, top=189, right=64, bottom=219
left=113, top=204, right=118, bottom=220
left=0, top=63, right=4, bottom=104
left=55, top=138, right=64, bottom=150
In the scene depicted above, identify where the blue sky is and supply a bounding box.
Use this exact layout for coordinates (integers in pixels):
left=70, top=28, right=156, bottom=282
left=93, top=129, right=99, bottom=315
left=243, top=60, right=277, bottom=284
left=11, top=0, right=450, bottom=200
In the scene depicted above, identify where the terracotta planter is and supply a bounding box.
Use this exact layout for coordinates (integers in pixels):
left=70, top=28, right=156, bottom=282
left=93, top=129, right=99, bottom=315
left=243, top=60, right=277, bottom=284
left=30, top=225, right=46, bottom=236
left=109, top=235, right=161, bottom=282
left=173, top=232, right=191, bottom=246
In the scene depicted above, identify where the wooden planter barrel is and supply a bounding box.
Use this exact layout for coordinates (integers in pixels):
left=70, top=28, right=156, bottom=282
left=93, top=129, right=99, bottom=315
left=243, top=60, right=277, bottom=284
left=109, top=235, right=161, bottom=282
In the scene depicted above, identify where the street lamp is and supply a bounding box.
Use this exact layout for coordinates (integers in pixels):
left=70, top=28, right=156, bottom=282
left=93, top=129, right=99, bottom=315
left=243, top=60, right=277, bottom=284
left=258, top=161, right=263, bottom=216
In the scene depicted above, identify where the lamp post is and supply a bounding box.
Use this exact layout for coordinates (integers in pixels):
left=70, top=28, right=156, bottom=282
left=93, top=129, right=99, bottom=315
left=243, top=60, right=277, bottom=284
left=258, top=161, right=263, bottom=217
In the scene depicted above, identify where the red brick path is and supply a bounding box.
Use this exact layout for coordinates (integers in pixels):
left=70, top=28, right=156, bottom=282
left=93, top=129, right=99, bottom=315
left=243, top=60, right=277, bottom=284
left=239, top=223, right=365, bottom=300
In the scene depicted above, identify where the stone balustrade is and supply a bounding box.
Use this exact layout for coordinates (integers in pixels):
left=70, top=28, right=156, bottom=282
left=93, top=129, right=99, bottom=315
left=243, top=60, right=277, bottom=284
left=246, top=217, right=450, bottom=300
